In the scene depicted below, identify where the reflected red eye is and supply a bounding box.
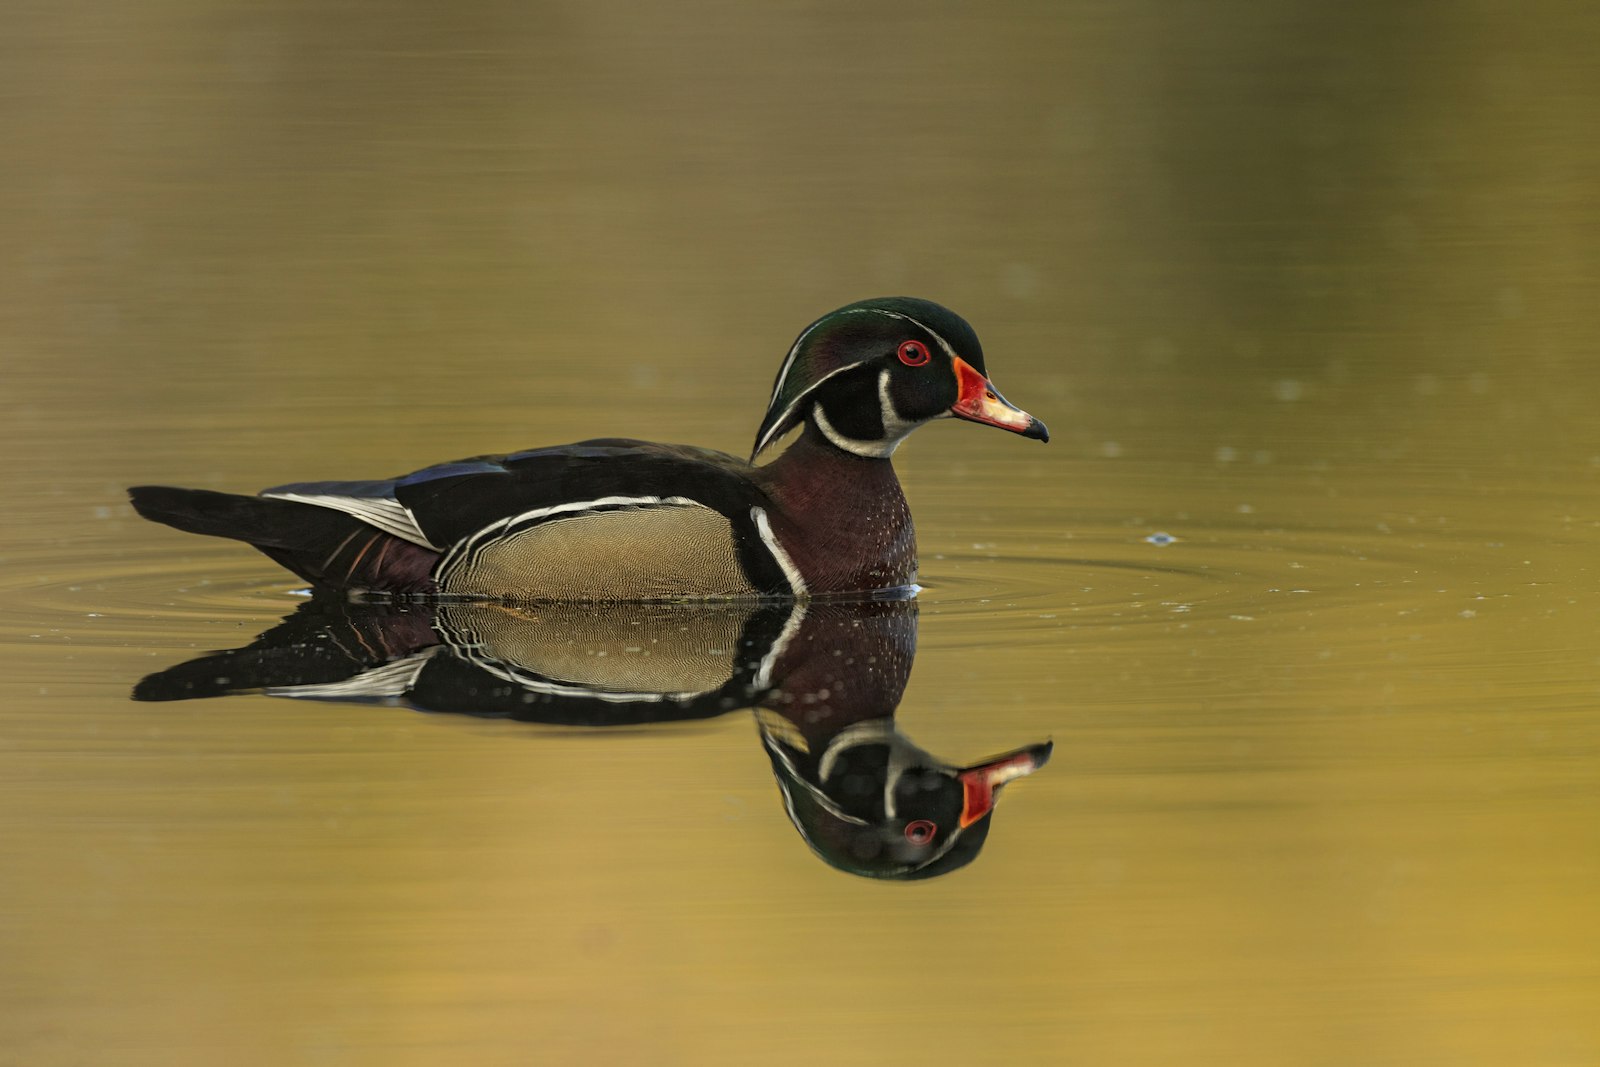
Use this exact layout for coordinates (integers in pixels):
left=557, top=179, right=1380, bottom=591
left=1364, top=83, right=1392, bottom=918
left=904, top=819, right=937, bottom=844
left=897, top=340, right=931, bottom=367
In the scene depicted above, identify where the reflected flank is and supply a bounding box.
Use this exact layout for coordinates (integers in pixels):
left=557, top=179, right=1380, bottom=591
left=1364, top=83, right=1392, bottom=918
left=134, top=597, right=1050, bottom=880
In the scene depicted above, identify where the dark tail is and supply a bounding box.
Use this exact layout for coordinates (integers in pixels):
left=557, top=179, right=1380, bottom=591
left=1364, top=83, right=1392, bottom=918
left=133, top=598, right=441, bottom=701
left=130, top=486, right=324, bottom=546
left=129, top=486, right=439, bottom=593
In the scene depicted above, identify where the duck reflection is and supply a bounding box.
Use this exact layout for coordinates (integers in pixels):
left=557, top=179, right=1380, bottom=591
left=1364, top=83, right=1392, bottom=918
left=134, top=598, right=1050, bottom=880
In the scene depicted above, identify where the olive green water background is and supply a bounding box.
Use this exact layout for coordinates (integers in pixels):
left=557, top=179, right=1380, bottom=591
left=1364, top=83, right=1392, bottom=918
left=3, top=3, right=1599, bottom=1065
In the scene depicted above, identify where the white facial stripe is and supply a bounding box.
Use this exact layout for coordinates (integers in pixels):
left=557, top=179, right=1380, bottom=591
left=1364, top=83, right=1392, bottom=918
left=751, top=506, right=808, bottom=595
left=804, top=369, right=920, bottom=459
left=818, top=719, right=897, bottom=783
left=761, top=731, right=871, bottom=827
left=877, top=368, right=915, bottom=438
left=755, top=361, right=862, bottom=456
left=882, top=730, right=932, bottom=820
left=862, top=308, right=961, bottom=361
left=769, top=307, right=881, bottom=407
left=790, top=718, right=898, bottom=828
left=813, top=404, right=898, bottom=458
left=759, top=306, right=962, bottom=456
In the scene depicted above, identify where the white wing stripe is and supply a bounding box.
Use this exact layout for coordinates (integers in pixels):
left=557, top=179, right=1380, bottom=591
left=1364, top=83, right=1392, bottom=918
left=265, top=649, right=437, bottom=699
left=263, top=492, right=436, bottom=549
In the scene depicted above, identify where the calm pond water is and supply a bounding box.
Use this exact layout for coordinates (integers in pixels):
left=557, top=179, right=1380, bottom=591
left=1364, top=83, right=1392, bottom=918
left=3, top=3, right=1599, bottom=1065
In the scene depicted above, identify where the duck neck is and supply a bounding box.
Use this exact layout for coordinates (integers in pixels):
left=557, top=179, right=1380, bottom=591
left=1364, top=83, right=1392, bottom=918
left=756, top=421, right=916, bottom=594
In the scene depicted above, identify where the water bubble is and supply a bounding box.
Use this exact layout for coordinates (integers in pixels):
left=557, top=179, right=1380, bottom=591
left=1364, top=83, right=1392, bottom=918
left=1001, top=262, right=1042, bottom=300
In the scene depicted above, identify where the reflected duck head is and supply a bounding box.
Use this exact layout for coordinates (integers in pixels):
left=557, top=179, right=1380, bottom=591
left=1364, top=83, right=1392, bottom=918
left=760, top=716, right=1052, bottom=880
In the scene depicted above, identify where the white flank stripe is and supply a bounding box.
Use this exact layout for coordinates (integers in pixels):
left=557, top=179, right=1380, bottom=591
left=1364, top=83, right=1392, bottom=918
left=751, top=506, right=807, bottom=596
left=439, top=494, right=706, bottom=585
left=467, top=658, right=710, bottom=703
left=451, top=494, right=699, bottom=559
left=496, top=494, right=698, bottom=525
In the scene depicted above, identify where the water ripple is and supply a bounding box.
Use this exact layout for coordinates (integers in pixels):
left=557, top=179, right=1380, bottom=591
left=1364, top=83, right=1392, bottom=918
left=912, top=517, right=1509, bottom=648
left=0, top=507, right=1531, bottom=660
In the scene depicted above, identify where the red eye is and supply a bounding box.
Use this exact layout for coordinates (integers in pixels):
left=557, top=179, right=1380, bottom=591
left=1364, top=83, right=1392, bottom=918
left=897, top=340, right=931, bottom=367
left=904, top=819, right=937, bottom=844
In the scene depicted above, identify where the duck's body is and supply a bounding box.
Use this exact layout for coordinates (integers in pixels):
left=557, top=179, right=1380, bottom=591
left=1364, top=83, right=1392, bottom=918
left=130, top=297, right=1046, bottom=600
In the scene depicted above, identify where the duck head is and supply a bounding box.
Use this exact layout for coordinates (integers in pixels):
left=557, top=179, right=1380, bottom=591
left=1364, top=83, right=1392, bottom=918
left=752, top=297, right=1050, bottom=459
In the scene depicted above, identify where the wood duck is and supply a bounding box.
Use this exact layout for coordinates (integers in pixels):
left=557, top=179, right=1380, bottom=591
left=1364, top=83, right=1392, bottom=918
left=129, top=297, right=1047, bottom=600
left=134, top=597, right=1052, bottom=879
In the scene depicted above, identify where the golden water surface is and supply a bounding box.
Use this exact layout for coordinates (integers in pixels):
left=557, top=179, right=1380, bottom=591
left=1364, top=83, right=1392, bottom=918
left=2, top=3, right=1598, bottom=1065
